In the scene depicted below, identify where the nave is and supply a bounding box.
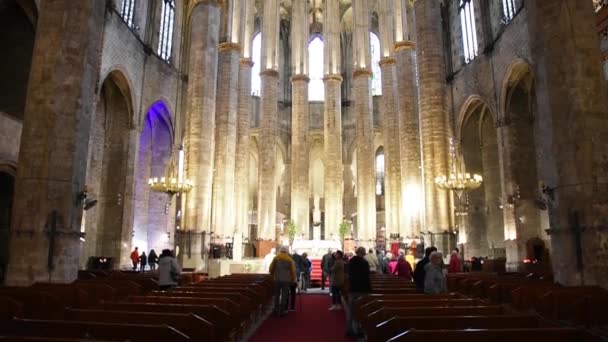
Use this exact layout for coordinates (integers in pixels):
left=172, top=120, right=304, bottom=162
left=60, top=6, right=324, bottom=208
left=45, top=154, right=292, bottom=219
left=0, top=269, right=606, bottom=341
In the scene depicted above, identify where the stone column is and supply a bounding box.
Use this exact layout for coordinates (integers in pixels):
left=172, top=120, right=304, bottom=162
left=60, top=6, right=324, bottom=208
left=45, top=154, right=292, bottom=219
left=6, top=0, right=105, bottom=285
left=234, top=0, right=255, bottom=260
left=415, top=0, right=450, bottom=244
left=257, top=0, right=281, bottom=240
left=378, top=0, right=401, bottom=239
left=323, top=0, right=343, bottom=238
left=182, top=2, right=220, bottom=269
left=290, top=0, right=310, bottom=237
left=352, top=0, right=377, bottom=244
left=211, top=0, right=242, bottom=239
left=527, top=0, right=608, bottom=286
left=393, top=0, right=423, bottom=238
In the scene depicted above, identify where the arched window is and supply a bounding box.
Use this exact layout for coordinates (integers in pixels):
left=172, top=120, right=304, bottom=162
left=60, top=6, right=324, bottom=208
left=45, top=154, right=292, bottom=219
left=370, top=32, right=382, bottom=96
left=459, top=0, right=478, bottom=63
left=251, top=33, right=262, bottom=96
left=375, top=147, right=385, bottom=196
left=502, top=0, right=516, bottom=22
left=121, top=0, right=136, bottom=28
left=308, top=36, right=324, bottom=101
left=158, top=0, right=175, bottom=61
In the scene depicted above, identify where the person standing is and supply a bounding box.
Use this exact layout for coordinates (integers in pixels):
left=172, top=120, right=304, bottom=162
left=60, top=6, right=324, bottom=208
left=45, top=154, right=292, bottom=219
left=321, top=249, right=334, bottom=290
left=413, top=246, right=437, bottom=292
left=148, top=249, right=158, bottom=271
left=269, top=246, right=296, bottom=316
left=346, top=247, right=372, bottom=338
left=300, top=252, right=312, bottom=292
left=364, top=248, right=379, bottom=273
left=158, top=249, right=180, bottom=291
left=448, top=248, right=462, bottom=273
left=329, top=250, right=345, bottom=310
left=130, top=247, right=139, bottom=271
left=394, top=255, right=413, bottom=281
left=424, top=252, right=447, bottom=294
left=139, top=252, right=147, bottom=273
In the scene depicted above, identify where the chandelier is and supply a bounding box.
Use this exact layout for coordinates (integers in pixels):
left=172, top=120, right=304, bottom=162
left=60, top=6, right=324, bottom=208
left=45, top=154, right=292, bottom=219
left=148, top=145, right=193, bottom=195
left=435, top=138, right=482, bottom=198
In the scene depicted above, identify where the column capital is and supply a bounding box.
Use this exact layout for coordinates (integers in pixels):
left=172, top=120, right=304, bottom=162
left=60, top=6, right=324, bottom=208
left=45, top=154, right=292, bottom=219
left=323, top=74, right=343, bottom=83
left=353, top=68, right=373, bottom=79
left=378, top=57, right=397, bottom=67
left=239, top=58, right=254, bottom=67
left=260, top=69, right=280, bottom=78
left=291, top=74, right=310, bottom=83
left=394, top=41, right=416, bottom=51
left=219, top=42, right=241, bottom=52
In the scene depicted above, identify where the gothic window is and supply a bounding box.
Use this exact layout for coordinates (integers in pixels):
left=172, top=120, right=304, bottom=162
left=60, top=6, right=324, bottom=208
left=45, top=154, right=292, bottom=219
left=120, top=0, right=136, bottom=28
left=375, top=147, right=385, bottom=196
left=158, top=0, right=175, bottom=61
left=502, top=0, right=516, bottom=22
left=251, top=33, right=262, bottom=96
left=459, top=0, right=478, bottom=63
left=308, top=36, right=324, bottom=101
left=370, top=32, right=382, bottom=96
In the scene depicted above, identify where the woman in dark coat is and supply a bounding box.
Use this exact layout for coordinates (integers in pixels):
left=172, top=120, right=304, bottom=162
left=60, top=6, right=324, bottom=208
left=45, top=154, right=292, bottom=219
left=148, top=249, right=159, bottom=271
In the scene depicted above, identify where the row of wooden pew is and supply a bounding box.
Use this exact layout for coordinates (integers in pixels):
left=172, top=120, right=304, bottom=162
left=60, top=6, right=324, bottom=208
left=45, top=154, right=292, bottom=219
left=0, top=270, right=272, bottom=341
left=353, top=274, right=604, bottom=341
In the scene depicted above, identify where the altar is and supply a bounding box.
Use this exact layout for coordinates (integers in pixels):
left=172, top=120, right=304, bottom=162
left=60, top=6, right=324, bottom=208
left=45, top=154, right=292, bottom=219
left=292, top=239, right=342, bottom=257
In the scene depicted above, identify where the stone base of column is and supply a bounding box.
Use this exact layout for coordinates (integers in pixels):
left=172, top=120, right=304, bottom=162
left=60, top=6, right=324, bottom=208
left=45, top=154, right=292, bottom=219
left=176, top=231, right=206, bottom=271
left=504, top=239, right=525, bottom=272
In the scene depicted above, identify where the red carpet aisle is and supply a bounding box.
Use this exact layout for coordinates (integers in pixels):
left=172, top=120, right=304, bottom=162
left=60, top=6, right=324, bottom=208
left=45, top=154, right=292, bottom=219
left=249, top=294, right=354, bottom=342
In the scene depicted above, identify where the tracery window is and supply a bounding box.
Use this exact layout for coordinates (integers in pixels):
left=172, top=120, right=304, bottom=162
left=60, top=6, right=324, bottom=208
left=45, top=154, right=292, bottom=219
left=502, top=0, right=516, bottom=22
left=375, top=147, right=385, bottom=196
left=308, top=36, right=324, bottom=102
left=370, top=32, right=382, bottom=96
left=251, top=33, right=262, bottom=96
left=459, top=0, right=478, bottom=63
left=158, top=0, right=175, bottom=61
left=120, top=0, right=136, bottom=28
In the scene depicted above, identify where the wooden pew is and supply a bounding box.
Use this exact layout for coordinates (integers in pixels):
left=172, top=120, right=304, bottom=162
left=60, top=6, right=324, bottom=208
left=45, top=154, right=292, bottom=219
left=0, top=337, right=117, bottom=341
left=0, top=289, right=63, bottom=319
left=64, top=308, right=214, bottom=341
left=101, top=302, right=232, bottom=341
left=363, top=306, right=507, bottom=335
left=536, top=286, right=608, bottom=323
left=359, top=299, right=482, bottom=320
left=386, top=327, right=600, bottom=342
left=31, top=284, right=93, bottom=308
left=0, top=318, right=190, bottom=342
left=373, top=314, right=555, bottom=342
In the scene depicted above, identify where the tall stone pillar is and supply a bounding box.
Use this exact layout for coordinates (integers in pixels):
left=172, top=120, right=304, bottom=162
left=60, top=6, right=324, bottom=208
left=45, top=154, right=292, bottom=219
left=234, top=0, right=255, bottom=260
left=212, top=0, right=243, bottom=239
left=257, top=0, right=281, bottom=240
left=527, top=1, right=608, bottom=286
left=378, top=0, right=401, bottom=239
left=183, top=2, right=220, bottom=269
left=290, top=0, right=310, bottom=237
left=393, top=0, right=423, bottom=238
left=415, top=0, right=450, bottom=246
left=352, top=0, right=377, bottom=244
left=6, top=0, right=105, bottom=285
left=323, top=0, right=344, bottom=238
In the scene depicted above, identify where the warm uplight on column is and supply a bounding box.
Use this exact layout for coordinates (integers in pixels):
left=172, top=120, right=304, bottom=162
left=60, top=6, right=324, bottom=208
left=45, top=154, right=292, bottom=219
left=291, top=0, right=308, bottom=75
left=352, top=0, right=371, bottom=69
left=241, top=0, right=255, bottom=59
left=393, top=0, right=409, bottom=43
left=262, top=0, right=280, bottom=71
left=178, top=146, right=184, bottom=184
left=378, top=0, right=395, bottom=57
left=324, top=0, right=341, bottom=75
left=227, top=0, right=243, bottom=44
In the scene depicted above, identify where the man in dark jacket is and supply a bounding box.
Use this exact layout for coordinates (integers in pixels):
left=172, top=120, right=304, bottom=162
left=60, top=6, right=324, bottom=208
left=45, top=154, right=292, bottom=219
left=321, top=249, right=334, bottom=290
left=413, top=246, right=437, bottom=292
left=346, top=247, right=372, bottom=337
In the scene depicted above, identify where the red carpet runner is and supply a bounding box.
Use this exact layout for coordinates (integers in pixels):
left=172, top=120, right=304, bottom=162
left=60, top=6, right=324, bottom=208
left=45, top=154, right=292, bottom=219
left=249, top=294, right=354, bottom=342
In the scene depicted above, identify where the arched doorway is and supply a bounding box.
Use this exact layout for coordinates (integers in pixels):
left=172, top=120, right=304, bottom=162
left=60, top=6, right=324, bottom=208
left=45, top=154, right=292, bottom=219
left=503, top=63, right=547, bottom=264
left=81, top=72, right=133, bottom=268
left=459, top=99, right=504, bottom=259
left=0, top=0, right=36, bottom=119
left=0, top=169, right=15, bottom=284
left=133, top=101, right=174, bottom=255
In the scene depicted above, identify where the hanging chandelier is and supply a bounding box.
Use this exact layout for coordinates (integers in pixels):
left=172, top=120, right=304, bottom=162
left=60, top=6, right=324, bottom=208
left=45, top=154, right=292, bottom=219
left=148, top=145, right=193, bottom=195
left=435, top=138, right=482, bottom=198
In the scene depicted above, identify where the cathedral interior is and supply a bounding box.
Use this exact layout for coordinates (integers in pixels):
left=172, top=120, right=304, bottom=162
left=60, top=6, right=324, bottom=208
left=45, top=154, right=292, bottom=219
left=0, top=0, right=607, bottom=288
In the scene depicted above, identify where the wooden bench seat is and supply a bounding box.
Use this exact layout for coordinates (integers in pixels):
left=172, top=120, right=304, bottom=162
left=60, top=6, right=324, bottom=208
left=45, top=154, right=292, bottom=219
left=386, top=327, right=600, bottom=342
left=372, top=315, right=555, bottom=341
left=0, top=297, right=24, bottom=320
left=0, top=318, right=190, bottom=342
left=125, top=295, right=242, bottom=322
left=101, top=302, right=232, bottom=340
left=0, top=289, right=63, bottom=319
left=0, top=337, right=117, bottom=341
left=64, top=308, right=214, bottom=341
left=359, top=299, right=482, bottom=320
